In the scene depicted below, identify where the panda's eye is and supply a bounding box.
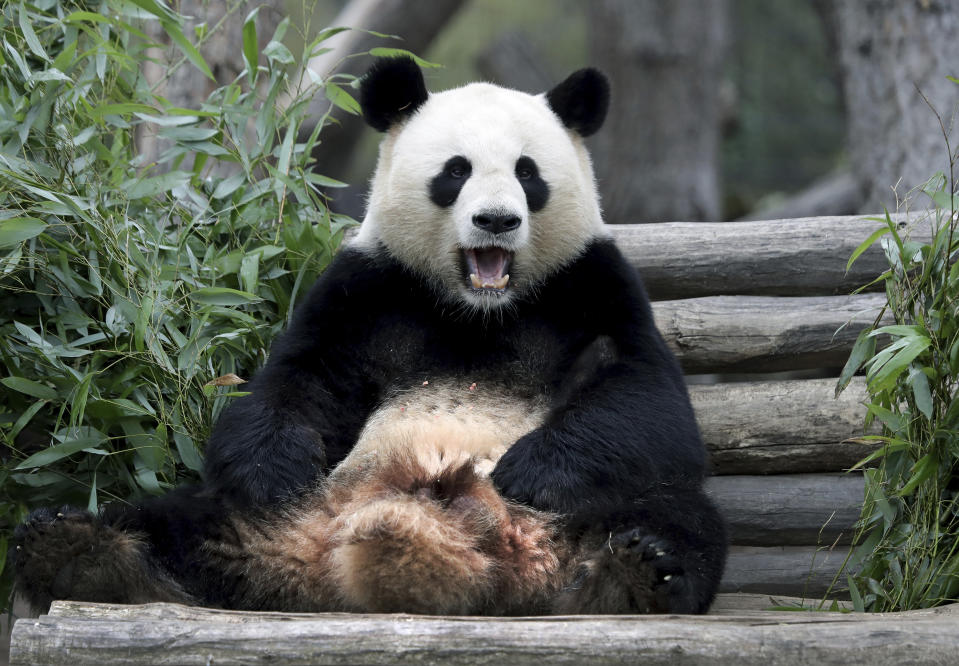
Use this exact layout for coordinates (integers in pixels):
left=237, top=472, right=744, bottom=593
left=444, top=156, right=471, bottom=179
left=515, top=156, right=538, bottom=181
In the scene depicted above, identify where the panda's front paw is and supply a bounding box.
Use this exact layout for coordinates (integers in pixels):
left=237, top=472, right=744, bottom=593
left=491, top=432, right=575, bottom=512
left=553, top=527, right=689, bottom=615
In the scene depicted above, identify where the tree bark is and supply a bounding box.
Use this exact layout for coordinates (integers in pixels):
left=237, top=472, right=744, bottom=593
left=652, top=293, right=888, bottom=373
left=707, top=474, right=864, bottom=546
left=608, top=212, right=917, bottom=300
left=831, top=0, right=959, bottom=213
left=13, top=598, right=959, bottom=665
left=587, top=0, right=728, bottom=223
left=138, top=0, right=282, bottom=171
left=300, top=0, right=467, bottom=219
left=691, top=378, right=878, bottom=475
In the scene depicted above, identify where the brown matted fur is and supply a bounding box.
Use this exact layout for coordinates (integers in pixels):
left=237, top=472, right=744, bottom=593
left=206, top=449, right=570, bottom=614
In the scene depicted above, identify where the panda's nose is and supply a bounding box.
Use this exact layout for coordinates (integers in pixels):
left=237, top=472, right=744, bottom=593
left=472, top=213, right=521, bottom=234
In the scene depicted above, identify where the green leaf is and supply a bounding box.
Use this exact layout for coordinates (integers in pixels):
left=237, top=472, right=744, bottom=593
left=263, top=40, right=294, bottom=66
left=847, top=226, right=891, bottom=272
left=0, top=217, right=47, bottom=248
left=367, top=47, right=441, bottom=68
left=159, top=18, right=215, bottom=81
left=240, top=252, right=259, bottom=294
left=16, top=436, right=107, bottom=470
left=18, top=3, right=50, bottom=62
left=305, top=173, right=349, bottom=188
left=1, top=377, right=57, bottom=401
left=212, top=171, right=246, bottom=199
left=89, top=103, right=158, bottom=119
left=173, top=431, right=203, bottom=472
left=189, top=287, right=262, bottom=306
left=907, top=365, right=934, bottom=420
left=242, top=7, right=259, bottom=85
left=325, top=83, right=361, bottom=115
left=837, top=328, right=876, bottom=396
left=867, top=335, right=930, bottom=394
left=898, top=454, right=937, bottom=497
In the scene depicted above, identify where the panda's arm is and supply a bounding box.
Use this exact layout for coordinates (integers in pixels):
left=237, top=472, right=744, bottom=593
left=491, top=240, right=707, bottom=515
left=202, top=248, right=388, bottom=507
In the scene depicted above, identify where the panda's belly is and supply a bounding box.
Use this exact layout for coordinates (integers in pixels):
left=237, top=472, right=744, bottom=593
left=343, top=378, right=548, bottom=477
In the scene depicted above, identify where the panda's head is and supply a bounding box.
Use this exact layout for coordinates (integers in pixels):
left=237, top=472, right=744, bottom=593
left=354, top=57, right=610, bottom=311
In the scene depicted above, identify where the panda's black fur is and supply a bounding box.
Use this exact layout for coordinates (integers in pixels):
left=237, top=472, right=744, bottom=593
left=13, top=58, right=727, bottom=616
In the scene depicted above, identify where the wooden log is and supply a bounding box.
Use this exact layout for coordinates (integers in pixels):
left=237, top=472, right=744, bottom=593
left=720, top=545, right=848, bottom=597
left=706, top=474, right=863, bottom=546
left=12, top=598, right=959, bottom=666
left=691, top=377, right=877, bottom=475
left=610, top=212, right=928, bottom=300
left=653, top=292, right=887, bottom=373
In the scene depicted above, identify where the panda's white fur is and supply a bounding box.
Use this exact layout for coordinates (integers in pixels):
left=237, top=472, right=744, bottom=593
left=343, top=379, right=548, bottom=478
left=354, top=82, right=608, bottom=311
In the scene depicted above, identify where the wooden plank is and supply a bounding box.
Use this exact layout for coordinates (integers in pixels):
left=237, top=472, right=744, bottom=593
left=720, top=545, right=847, bottom=597
left=11, top=598, right=959, bottom=666
left=691, top=377, right=877, bottom=475
left=610, top=212, right=924, bottom=300
left=707, top=474, right=863, bottom=546
left=653, top=292, right=887, bottom=373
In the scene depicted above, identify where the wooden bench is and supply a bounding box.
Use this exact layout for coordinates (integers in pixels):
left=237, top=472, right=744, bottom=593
left=12, top=213, right=958, bottom=665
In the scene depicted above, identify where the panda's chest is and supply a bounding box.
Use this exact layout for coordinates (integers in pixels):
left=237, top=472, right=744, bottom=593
left=345, top=377, right=548, bottom=477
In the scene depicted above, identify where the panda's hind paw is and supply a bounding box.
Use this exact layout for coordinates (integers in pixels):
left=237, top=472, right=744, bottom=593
left=13, top=506, right=103, bottom=610
left=553, top=527, right=694, bottom=615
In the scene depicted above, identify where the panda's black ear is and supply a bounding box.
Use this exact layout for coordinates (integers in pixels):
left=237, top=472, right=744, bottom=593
left=546, top=68, right=610, bottom=137
left=359, top=57, right=429, bottom=132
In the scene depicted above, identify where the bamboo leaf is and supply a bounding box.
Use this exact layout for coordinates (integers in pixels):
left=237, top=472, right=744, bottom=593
left=189, top=287, right=262, bottom=306
left=15, top=436, right=107, bottom=470
left=0, top=217, right=47, bottom=248
left=242, top=7, right=259, bottom=85
left=325, top=82, right=361, bottom=115
left=837, top=328, right=875, bottom=396
left=1, top=376, right=57, bottom=401
left=907, top=365, right=934, bottom=420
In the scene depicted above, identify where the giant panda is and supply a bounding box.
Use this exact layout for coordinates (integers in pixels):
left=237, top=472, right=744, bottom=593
left=13, top=57, right=727, bottom=616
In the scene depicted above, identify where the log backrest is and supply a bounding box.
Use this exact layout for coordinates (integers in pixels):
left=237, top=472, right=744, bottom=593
left=614, top=214, right=899, bottom=597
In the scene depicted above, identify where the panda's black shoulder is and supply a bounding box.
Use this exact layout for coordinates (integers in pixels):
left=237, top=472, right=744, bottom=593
left=534, top=237, right=654, bottom=329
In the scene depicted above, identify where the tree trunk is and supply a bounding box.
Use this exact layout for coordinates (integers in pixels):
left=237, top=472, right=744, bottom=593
left=138, top=0, right=282, bottom=171
left=301, top=0, right=467, bottom=219
left=587, top=0, right=728, bottom=223
left=831, top=0, right=959, bottom=213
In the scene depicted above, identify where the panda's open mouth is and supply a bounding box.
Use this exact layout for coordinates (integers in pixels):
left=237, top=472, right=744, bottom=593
left=462, top=247, right=512, bottom=292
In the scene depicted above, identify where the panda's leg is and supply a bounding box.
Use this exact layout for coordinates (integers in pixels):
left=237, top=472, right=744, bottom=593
left=13, top=499, right=196, bottom=613
left=551, top=486, right=727, bottom=615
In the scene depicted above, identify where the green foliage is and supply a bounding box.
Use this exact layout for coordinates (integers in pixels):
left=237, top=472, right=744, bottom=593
left=0, top=0, right=364, bottom=608
left=837, top=120, right=959, bottom=609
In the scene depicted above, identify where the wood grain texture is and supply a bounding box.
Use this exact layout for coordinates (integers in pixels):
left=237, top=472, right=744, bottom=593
left=691, top=377, right=877, bottom=474
left=720, top=545, right=848, bottom=597
left=11, top=598, right=958, bottom=666
left=653, top=292, right=887, bottom=373
left=609, top=212, right=926, bottom=300
left=707, top=474, right=863, bottom=546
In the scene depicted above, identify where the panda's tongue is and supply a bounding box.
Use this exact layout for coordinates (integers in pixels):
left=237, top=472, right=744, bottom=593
left=465, top=247, right=511, bottom=290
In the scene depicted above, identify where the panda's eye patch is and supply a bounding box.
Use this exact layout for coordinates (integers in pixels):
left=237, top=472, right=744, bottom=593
left=429, top=156, right=472, bottom=208
left=515, top=155, right=549, bottom=213
left=447, top=159, right=469, bottom=179
left=515, top=157, right=537, bottom=180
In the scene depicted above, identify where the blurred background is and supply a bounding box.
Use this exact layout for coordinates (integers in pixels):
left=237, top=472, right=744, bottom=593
left=145, top=0, right=959, bottom=224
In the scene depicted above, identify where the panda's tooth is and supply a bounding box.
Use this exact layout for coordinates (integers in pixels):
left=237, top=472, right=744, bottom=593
left=493, top=274, right=509, bottom=289
left=470, top=273, right=482, bottom=289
